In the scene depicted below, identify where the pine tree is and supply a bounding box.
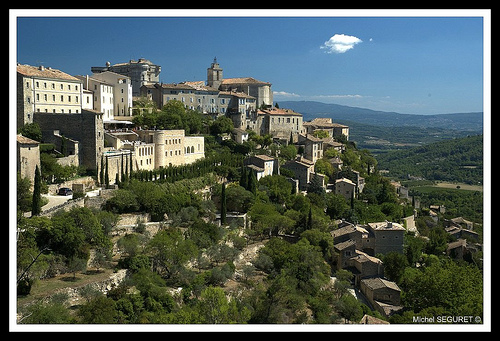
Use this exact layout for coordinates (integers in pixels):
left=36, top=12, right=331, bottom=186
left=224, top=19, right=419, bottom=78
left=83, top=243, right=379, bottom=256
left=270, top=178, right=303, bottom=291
left=31, top=165, right=42, bottom=216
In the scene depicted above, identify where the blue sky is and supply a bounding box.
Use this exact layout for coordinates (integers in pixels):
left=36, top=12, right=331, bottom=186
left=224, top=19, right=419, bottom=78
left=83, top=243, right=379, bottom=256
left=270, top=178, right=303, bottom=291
left=14, top=10, right=488, bottom=115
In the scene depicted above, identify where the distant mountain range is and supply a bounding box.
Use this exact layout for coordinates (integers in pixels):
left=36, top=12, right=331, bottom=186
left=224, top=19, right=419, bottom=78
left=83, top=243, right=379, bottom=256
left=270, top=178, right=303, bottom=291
left=277, top=101, right=483, bottom=132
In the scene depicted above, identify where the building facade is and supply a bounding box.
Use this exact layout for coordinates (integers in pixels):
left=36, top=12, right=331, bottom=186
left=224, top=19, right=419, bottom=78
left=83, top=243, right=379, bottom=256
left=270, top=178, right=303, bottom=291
left=106, top=129, right=205, bottom=172
left=76, top=75, right=114, bottom=121
left=246, top=107, right=304, bottom=140
left=91, top=58, right=161, bottom=97
left=17, top=135, right=41, bottom=187
left=90, top=71, right=133, bottom=118
left=17, top=64, right=84, bottom=127
left=33, top=109, right=105, bottom=171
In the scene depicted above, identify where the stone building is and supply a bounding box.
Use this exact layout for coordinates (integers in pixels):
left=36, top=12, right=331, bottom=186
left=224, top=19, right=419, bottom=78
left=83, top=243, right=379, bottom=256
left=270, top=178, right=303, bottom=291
left=303, top=117, right=350, bottom=140
left=17, top=134, right=41, bottom=187
left=360, top=277, right=403, bottom=317
left=366, top=221, right=405, bottom=254
left=298, top=134, right=323, bottom=163
left=75, top=75, right=114, bottom=122
left=246, top=107, right=304, bottom=141
left=332, top=220, right=405, bottom=257
left=334, top=177, right=357, bottom=201
left=86, top=71, right=133, bottom=119
left=91, top=58, right=161, bottom=96
left=207, top=57, right=273, bottom=109
left=280, top=157, right=315, bottom=191
left=34, top=109, right=105, bottom=172
left=141, top=81, right=220, bottom=114
left=17, top=64, right=84, bottom=127
left=244, top=154, right=276, bottom=181
left=105, top=129, right=205, bottom=172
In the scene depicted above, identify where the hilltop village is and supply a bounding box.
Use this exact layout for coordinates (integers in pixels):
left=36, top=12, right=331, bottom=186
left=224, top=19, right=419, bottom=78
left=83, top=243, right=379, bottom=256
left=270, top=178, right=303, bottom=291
left=16, top=58, right=483, bottom=325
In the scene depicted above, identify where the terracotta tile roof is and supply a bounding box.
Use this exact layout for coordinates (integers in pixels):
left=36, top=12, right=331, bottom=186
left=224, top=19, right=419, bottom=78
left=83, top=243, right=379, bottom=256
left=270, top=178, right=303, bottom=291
left=17, top=64, right=80, bottom=81
left=17, top=134, right=40, bottom=144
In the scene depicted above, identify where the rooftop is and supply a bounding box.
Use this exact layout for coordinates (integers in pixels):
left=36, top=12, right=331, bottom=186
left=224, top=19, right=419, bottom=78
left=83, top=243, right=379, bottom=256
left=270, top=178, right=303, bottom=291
left=221, top=77, right=270, bottom=85
left=17, top=64, right=81, bottom=82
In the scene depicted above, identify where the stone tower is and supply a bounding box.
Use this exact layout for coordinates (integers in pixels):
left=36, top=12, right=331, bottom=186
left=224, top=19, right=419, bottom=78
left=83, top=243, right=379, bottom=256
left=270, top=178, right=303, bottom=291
left=207, top=57, right=223, bottom=89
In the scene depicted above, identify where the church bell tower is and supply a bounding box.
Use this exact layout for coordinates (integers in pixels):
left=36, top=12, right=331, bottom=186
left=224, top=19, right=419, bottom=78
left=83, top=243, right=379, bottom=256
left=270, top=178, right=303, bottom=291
left=207, top=57, right=223, bottom=89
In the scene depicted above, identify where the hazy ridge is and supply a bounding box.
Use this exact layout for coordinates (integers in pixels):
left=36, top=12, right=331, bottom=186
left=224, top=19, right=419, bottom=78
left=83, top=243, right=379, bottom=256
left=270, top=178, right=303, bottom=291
left=277, top=100, right=483, bottom=132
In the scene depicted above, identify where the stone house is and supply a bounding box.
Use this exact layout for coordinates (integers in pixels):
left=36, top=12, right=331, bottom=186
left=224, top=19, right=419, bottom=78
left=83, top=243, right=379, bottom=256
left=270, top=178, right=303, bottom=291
left=360, top=277, right=403, bottom=317
left=297, top=134, right=323, bottom=163
left=332, top=220, right=404, bottom=257
left=246, top=107, right=304, bottom=141
left=244, top=154, right=276, bottom=181
left=303, top=117, right=349, bottom=140
left=334, top=239, right=357, bottom=269
left=366, top=221, right=405, bottom=254
left=334, top=177, right=356, bottom=201
left=280, top=157, right=315, bottom=191
left=347, top=251, right=384, bottom=286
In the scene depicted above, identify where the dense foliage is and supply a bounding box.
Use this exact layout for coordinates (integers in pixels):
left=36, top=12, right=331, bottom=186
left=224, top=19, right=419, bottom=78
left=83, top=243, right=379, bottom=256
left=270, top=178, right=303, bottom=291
left=376, top=135, right=483, bottom=185
left=17, top=113, right=484, bottom=325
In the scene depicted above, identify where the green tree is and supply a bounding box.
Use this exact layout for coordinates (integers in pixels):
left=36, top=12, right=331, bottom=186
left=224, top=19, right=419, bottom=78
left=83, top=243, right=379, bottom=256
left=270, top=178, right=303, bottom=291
left=335, top=294, right=363, bottom=323
left=99, top=154, right=104, bottom=186
left=19, top=299, right=72, bottom=324
left=399, top=258, right=483, bottom=316
left=210, top=116, right=234, bottom=135
left=247, top=169, right=257, bottom=195
left=325, top=192, right=349, bottom=219
left=78, top=295, right=118, bottom=323
left=382, top=252, right=408, bottom=284
left=147, top=228, right=198, bottom=282
left=18, top=122, right=42, bottom=142
left=220, top=182, right=227, bottom=224
left=196, top=286, right=250, bottom=324
left=31, top=165, right=42, bottom=216
left=104, top=156, right=109, bottom=187
left=17, top=173, right=32, bottom=213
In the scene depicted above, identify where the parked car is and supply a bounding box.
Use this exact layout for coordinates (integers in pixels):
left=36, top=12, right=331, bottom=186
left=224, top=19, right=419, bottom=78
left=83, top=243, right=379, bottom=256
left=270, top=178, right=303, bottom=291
left=57, top=187, right=73, bottom=196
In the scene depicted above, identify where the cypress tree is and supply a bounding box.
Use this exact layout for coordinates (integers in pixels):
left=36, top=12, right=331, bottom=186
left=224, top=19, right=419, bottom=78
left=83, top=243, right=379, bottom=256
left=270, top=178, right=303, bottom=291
left=240, top=167, right=248, bottom=190
left=306, top=206, right=313, bottom=230
left=104, top=156, right=109, bottom=188
left=129, top=151, right=133, bottom=176
left=31, top=165, right=42, bottom=216
left=247, top=169, right=257, bottom=195
left=221, top=182, right=227, bottom=224
left=121, top=154, right=125, bottom=183
left=99, top=155, right=104, bottom=185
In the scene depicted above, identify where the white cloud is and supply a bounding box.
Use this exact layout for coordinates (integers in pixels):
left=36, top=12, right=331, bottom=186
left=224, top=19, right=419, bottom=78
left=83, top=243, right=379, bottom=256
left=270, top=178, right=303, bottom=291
left=273, top=91, right=301, bottom=97
left=320, top=34, right=363, bottom=54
